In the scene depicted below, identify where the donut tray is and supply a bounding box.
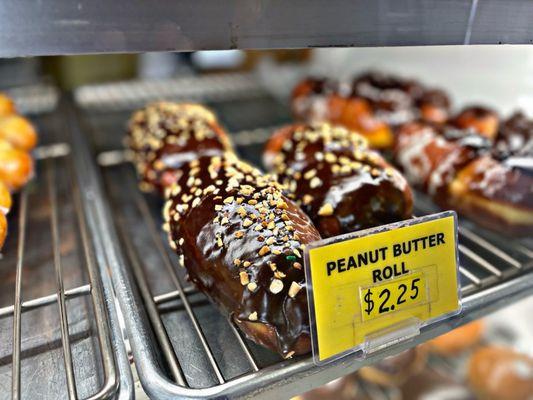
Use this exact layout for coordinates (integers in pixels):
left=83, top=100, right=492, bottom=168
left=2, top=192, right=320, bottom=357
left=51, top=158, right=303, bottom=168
left=73, top=75, right=533, bottom=399
left=0, top=98, right=133, bottom=399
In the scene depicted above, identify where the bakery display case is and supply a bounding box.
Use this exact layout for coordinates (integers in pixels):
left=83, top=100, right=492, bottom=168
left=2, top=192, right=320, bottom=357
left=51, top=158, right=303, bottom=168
left=0, top=2, right=532, bottom=399
left=71, top=71, right=532, bottom=399
left=0, top=87, right=133, bottom=399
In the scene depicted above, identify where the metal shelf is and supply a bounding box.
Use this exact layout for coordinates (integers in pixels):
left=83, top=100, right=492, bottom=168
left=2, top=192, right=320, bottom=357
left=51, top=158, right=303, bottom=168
left=0, top=93, right=133, bottom=399
left=72, top=75, right=533, bottom=399
left=1, top=0, right=533, bottom=57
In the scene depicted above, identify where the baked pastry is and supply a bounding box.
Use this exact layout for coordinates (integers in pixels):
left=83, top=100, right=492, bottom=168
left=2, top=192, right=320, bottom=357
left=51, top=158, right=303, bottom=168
left=164, top=152, right=321, bottom=357
left=0, top=212, right=6, bottom=249
left=358, top=346, right=428, bottom=387
left=394, top=121, right=533, bottom=235
left=494, top=111, right=533, bottom=158
left=399, top=364, right=473, bottom=399
left=291, top=72, right=450, bottom=149
left=451, top=106, right=499, bottom=140
left=0, top=93, right=16, bottom=117
left=126, top=102, right=232, bottom=193
left=468, top=346, right=533, bottom=400
left=0, top=181, right=8, bottom=249
left=0, top=115, right=38, bottom=151
left=0, top=181, right=12, bottom=215
left=428, top=320, right=484, bottom=355
left=0, top=139, right=34, bottom=191
left=264, top=123, right=413, bottom=238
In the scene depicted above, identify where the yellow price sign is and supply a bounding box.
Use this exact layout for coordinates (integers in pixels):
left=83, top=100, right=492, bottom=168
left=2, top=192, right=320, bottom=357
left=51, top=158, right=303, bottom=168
left=305, top=212, right=461, bottom=362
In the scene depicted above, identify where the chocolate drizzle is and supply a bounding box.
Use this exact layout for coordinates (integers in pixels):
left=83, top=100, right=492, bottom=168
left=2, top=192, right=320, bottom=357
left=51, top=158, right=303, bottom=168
left=394, top=121, right=533, bottom=235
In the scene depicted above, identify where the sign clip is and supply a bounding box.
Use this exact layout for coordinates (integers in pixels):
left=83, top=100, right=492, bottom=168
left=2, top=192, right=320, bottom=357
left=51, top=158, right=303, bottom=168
left=362, top=317, right=421, bottom=355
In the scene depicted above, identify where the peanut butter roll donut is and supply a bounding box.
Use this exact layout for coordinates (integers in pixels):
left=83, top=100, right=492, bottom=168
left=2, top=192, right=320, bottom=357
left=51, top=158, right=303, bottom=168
left=164, top=153, right=321, bottom=357
left=126, top=102, right=232, bottom=193
left=264, top=123, right=413, bottom=238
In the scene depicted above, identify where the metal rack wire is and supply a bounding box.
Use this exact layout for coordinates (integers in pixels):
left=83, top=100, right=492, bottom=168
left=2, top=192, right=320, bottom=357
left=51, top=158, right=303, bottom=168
left=0, top=144, right=122, bottom=399
left=74, top=76, right=533, bottom=398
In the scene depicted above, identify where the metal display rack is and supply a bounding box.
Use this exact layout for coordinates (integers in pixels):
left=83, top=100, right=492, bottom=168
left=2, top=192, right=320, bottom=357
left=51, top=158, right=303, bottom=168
left=72, top=75, right=533, bottom=399
left=0, top=93, right=133, bottom=399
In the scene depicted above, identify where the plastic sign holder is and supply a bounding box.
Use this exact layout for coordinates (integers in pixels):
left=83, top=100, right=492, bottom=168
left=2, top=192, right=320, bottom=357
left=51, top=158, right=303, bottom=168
left=304, top=211, right=461, bottom=363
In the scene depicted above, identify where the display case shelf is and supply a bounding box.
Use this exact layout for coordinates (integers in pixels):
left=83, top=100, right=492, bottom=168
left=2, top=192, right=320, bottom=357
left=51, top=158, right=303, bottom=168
left=71, top=74, right=533, bottom=399
left=1, top=0, right=533, bottom=57
left=0, top=91, right=133, bottom=400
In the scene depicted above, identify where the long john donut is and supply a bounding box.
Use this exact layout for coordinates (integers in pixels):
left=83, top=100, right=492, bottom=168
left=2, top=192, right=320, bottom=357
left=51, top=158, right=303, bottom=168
left=394, top=121, right=533, bottom=235
left=264, top=122, right=413, bottom=238
left=127, top=103, right=321, bottom=357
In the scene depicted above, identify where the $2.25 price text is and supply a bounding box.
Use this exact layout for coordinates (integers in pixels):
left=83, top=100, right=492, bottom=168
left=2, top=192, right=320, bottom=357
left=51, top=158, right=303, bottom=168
left=360, top=272, right=427, bottom=321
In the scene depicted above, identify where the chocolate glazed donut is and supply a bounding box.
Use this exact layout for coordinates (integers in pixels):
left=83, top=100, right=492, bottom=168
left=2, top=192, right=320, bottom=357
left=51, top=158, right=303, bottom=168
left=163, top=153, right=321, bottom=357
left=126, top=102, right=232, bottom=193
left=394, top=121, right=533, bottom=236
left=291, top=73, right=450, bottom=150
left=127, top=103, right=322, bottom=357
left=263, top=123, right=413, bottom=238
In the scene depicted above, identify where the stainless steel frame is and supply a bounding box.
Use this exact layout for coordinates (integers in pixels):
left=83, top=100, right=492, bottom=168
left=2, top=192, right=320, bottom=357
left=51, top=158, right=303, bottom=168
left=72, top=75, right=533, bottom=399
left=1, top=0, right=533, bottom=57
left=0, top=93, right=133, bottom=399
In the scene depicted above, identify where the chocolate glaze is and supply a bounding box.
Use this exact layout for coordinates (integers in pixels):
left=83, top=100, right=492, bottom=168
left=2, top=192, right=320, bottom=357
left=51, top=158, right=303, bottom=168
left=264, top=123, right=413, bottom=238
left=394, top=121, right=533, bottom=235
left=126, top=102, right=231, bottom=193
left=291, top=73, right=450, bottom=149
left=164, top=153, right=321, bottom=357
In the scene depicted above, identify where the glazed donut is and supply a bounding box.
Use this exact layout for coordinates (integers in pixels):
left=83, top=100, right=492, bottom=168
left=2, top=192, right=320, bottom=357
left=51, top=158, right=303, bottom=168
left=291, top=72, right=450, bottom=149
left=0, top=182, right=11, bottom=249
left=164, top=153, right=321, bottom=357
left=428, top=320, right=484, bottom=355
left=264, top=123, right=413, bottom=238
left=0, top=181, right=12, bottom=215
left=468, top=346, right=533, bottom=400
left=0, top=115, right=38, bottom=151
left=358, top=346, right=428, bottom=387
left=451, top=106, right=499, bottom=140
left=0, top=93, right=16, bottom=117
left=0, top=139, right=34, bottom=191
left=0, top=212, right=6, bottom=250
left=126, top=102, right=232, bottom=193
left=394, top=121, right=533, bottom=236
